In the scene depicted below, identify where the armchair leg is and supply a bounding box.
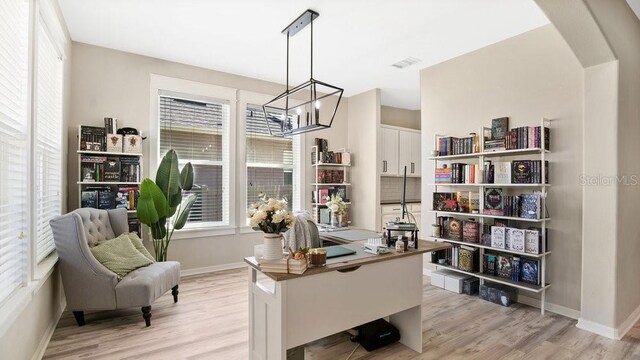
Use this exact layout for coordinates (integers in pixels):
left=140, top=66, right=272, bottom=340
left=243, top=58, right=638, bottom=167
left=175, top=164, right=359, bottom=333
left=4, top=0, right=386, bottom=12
left=141, top=306, right=152, bottom=327
left=73, top=311, right=85, bottom=326
left=172, top=285, right=179, bottom=303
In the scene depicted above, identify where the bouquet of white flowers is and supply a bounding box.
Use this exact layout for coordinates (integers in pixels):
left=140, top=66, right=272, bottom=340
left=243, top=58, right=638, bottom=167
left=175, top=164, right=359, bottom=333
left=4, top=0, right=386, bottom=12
left=325, top=194, right=346, bottom=215
left=247, top=194, right=295, bottom=234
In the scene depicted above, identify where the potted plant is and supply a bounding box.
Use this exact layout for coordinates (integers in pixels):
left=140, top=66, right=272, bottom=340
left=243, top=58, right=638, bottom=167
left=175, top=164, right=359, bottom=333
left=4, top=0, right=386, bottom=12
left=325, top=194, right=346, bottom=227
left=136, top=149, right=197, bottom=261
left=247, top=194, right=296, bottom=260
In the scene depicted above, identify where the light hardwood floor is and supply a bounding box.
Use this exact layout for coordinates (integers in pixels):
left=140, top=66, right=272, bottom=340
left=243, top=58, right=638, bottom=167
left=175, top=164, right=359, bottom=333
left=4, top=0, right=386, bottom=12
left=44, top=268, right=640, bottom=360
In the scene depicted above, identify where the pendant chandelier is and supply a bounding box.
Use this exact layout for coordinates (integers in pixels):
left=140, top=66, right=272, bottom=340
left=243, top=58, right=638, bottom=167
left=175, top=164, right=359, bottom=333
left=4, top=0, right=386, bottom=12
left=262, top=9, right=343, bottom=137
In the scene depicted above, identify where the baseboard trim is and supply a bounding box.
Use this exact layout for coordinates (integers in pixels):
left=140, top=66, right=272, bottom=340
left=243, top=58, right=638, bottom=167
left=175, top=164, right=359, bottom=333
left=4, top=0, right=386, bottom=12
left=614, top=301, right=640, bottom=339
left=32, top=298, right=66, bottom=360
left=517, top=294, right=580, bottom=319
left=577, top=318, right=616, bottom=339
left=181, top=262, right=247, bottom=277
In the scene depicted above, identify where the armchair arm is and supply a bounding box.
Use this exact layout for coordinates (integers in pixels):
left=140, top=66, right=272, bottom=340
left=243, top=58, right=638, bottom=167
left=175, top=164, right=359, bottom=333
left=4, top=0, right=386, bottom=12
left=50, top=213, right=119, bottom=311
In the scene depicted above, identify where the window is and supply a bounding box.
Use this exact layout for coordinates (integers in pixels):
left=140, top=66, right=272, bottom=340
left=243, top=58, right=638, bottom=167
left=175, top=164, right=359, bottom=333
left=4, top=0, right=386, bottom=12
left=0, top=0, right=29, bottom=304
left=245, top=104, right=297, bottom=209
left=34, top=20, right=64, bottom=262
left=159, top=94, right=231, bottom=227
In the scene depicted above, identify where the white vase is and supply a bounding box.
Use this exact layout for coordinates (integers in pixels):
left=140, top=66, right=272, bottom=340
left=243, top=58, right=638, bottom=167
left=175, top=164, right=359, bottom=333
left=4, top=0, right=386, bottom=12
left=331, top=212, right=339, bottom=227
left=262, top=233, right=284, bottom=260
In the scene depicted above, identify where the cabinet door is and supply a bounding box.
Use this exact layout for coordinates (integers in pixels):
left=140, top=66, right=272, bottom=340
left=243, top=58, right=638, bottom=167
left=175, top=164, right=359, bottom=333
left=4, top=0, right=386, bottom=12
left=398, top=130, right=412, bottom=176
left=381, top=128, right=399, bottom=176
left=411, top=132, right=421, bottom=176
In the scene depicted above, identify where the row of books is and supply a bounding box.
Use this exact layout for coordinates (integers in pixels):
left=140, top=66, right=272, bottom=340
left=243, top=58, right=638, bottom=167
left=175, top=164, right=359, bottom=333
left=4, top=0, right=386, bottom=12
left=485, top=126, right=550, bottom=151
left=433, top=191, right=480, bottom=213
left=81, top=185, right=140, bottom=210
left=435, top=134, right=479, bottom=156
left=484, top=188, right=543, bottom=219
left=317, top=170, right=345, bottom=184
left=259, top=257, right=307, bottom=275
left=311, top=137, right=351, bottom=165
left=441, top=245, right=479, bottom=273
left=311, top=186, right=348, bottom=204
left=435, top=163, right=481, bottom=184
left=81, top=156, right=140, bottom=183
left=489, top=160, right=549, bottom=184
left=484, top=253, right=541, bottom=285
left=436, top=216, right=547, bottom=254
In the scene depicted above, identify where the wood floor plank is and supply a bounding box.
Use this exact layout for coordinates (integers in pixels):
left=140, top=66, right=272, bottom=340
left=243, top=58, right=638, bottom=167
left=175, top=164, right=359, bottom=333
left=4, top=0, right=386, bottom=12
left=43, top=267, right=640, bottom=360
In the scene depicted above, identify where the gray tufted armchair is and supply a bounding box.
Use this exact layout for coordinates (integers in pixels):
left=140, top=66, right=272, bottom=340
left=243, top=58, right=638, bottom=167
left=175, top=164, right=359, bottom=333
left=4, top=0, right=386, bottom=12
left=50, top=207, right=180, bottom=327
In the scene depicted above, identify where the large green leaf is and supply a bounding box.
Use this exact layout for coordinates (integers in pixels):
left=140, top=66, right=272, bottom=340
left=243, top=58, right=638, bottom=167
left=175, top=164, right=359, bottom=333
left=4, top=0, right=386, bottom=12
left=173, top=194, right=198, bottom=230
left=180, top=162, right=194, bottom=191
left=140, top=178, right=169, bottom=219
left=155, top=150, right=182, bottom=208
left=136, top=195, right=159, bottom=226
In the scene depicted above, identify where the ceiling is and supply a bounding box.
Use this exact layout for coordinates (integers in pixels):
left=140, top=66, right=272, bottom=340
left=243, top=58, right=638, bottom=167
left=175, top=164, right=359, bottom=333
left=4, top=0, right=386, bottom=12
left=58, top=0, right=549, bottom=110
left=629, top=0, right=640, bottom=20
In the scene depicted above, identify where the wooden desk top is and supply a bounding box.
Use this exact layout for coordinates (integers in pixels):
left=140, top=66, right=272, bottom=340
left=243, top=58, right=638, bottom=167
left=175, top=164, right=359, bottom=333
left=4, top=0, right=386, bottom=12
left=244, top=239, right=451, bottom=281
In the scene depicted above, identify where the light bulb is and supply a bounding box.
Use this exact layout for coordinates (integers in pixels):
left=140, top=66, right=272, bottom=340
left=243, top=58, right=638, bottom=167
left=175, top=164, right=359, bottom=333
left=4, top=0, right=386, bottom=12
left=315, top=100, right=321, bottom=109
left=296, top=107, right=302, bottom=115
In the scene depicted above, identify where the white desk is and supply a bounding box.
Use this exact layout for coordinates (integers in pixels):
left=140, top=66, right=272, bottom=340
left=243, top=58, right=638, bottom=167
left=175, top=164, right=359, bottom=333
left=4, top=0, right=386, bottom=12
left=245, top=240, right=450, bottom=359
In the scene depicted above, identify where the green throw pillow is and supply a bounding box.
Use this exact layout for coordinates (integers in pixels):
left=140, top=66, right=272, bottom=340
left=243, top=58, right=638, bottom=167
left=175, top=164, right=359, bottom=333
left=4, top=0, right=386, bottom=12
left=127, top=233, right=155, bottom=262
left=91, top=234, right=153, bottom=279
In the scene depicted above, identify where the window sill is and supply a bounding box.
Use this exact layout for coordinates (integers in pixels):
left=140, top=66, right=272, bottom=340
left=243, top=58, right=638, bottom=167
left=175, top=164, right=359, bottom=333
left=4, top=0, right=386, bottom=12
left=0, top=253, right=59, bottom=337
left=170, top=226, right=236, bottom=240
left=239, top=226, right=260, bottom=234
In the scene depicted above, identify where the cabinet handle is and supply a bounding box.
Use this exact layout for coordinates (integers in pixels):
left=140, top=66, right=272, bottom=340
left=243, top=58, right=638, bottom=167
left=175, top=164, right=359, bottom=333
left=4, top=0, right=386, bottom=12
left=337, top=266, right=361, bottom=273
left=411, top=162, right=414, bottom=173
left=383, top=160, right=387, bottom=172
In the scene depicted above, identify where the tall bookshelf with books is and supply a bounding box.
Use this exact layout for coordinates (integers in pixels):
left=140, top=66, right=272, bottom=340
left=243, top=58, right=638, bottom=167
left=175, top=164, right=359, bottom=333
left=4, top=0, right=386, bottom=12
left=429, top=117, right=551, bottom=315
left=77, top=120, right=144, bottom=234
left=311, top=138, right=352, bottom=226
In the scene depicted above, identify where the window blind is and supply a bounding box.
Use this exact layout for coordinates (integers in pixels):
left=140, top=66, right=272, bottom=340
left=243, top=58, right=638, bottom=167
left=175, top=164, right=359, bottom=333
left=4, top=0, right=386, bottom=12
left=245, top=104, right=297, bottom=210
left=0, top=0, right=29, bottom=304
left=35, top=21, right=63, bottom=262
left=159, top=95, right=230, bottom=225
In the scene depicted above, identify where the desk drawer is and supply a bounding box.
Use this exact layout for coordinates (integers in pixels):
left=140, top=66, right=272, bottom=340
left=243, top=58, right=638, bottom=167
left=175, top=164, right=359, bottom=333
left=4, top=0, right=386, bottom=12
left=284, top=255, right=423, bottom=348
left=381, top=204, right=402, bottom=214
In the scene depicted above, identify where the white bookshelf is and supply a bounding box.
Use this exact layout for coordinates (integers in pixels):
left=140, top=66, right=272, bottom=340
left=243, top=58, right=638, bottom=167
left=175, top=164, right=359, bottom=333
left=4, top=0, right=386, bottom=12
left=430, top=117, right=551, bottom=314
left=77, top=125, right=144, bottom=233
left=311, top=145, right=351, bottom=225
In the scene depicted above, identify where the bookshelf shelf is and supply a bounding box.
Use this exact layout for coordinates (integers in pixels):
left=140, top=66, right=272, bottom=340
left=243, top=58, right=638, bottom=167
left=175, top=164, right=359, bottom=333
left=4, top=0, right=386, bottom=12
left=428, top=236, right=550, bottom=258
left=77, top=181, right=141, bottom=185
left=434, top=263, right=549, bottom=293
left=430, top=183, right=550, bottom=188
left=312, top=202, right=352, bottom=206
left=427, top=210, right=550, bottom=223
left=430, top=117, right=551, bottom=313
left=429, top=147, right=549, bottom=161
left=312, top=183, right=351, bottom=186
left=312, top=163, right=351, bottom=167
left=77, top=150, right=143, bottom=157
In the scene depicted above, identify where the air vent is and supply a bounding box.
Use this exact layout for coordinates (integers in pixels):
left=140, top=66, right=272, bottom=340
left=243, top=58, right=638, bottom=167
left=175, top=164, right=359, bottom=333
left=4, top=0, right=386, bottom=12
left=391, top=57, right=421, bottom=69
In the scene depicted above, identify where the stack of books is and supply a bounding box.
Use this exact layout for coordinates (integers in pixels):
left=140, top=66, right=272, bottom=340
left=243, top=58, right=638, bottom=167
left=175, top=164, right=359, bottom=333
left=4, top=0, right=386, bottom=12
left=259, top=257, right=308, bottom=274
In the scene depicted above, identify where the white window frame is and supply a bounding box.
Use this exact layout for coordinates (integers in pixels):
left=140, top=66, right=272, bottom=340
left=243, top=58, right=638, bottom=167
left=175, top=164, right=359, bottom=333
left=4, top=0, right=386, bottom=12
left=237, top=90, right=306, bottom=233
left=0, top=0, right=67, bottom=333
left=149, top=74, right=237, bottom=238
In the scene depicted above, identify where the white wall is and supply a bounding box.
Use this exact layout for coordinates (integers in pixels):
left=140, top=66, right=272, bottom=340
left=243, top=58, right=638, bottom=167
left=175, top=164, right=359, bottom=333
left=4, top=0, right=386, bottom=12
left=420, top=25, right=584, bottom=313
left=347, top=89, right=381, bottom=231
left=381, top=105, right=420, bottom=130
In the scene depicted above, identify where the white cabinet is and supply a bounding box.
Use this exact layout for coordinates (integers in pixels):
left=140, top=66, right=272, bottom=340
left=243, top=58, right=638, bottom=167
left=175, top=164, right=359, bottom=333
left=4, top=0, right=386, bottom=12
left=381, top=126, right=420, bottom=177
left=381, top=127, right=399, bottom=176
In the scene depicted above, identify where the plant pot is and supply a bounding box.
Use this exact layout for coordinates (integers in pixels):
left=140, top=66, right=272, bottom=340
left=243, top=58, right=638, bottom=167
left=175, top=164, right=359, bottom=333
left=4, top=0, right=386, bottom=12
left=262, top=233, right=284, bottom=260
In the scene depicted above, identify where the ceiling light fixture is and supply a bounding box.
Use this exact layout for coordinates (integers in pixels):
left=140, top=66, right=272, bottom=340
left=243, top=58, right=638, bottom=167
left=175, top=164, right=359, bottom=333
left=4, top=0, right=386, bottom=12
left=262, top=9, right=343, bottom=137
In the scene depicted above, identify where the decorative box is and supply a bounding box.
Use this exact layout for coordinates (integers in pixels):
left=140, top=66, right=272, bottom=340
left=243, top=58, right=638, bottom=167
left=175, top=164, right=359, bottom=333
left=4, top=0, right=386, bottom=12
left=124, top=134, right=142, bottom=153
left=106, top=133, right=123, bottom=152
left=462, top=277, right=479, bottom=295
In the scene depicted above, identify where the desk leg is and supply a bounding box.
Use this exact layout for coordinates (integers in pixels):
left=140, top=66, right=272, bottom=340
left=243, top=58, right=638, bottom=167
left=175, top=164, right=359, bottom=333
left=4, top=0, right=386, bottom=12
left=389, top=304, right=422, bottom=353
left=249, top=268, right=288, bottom=360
